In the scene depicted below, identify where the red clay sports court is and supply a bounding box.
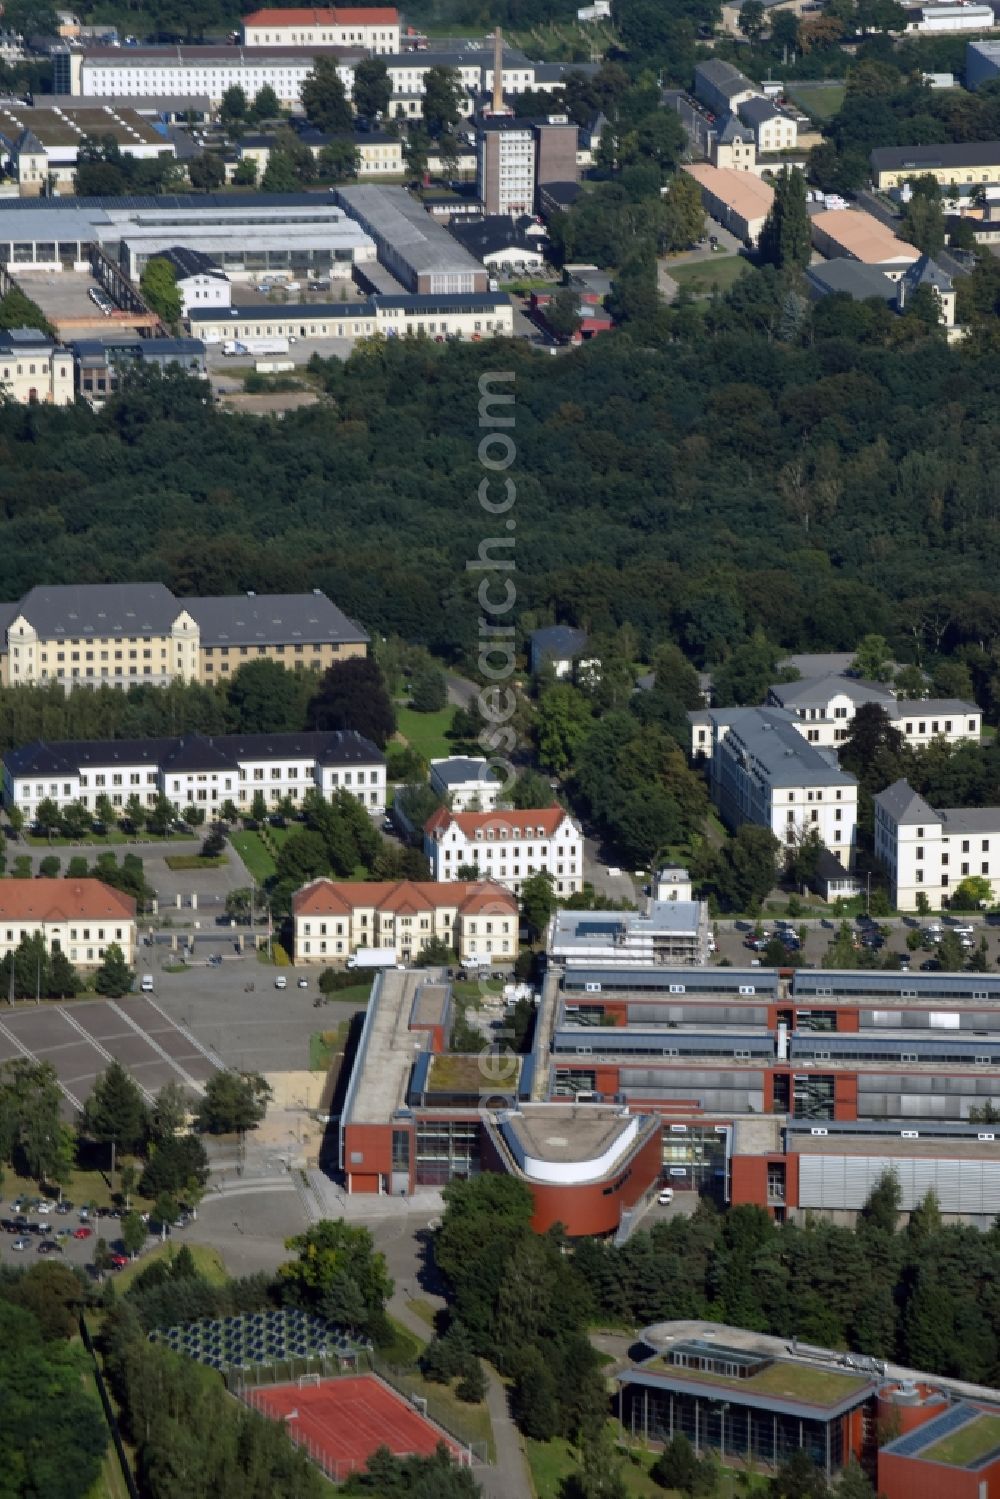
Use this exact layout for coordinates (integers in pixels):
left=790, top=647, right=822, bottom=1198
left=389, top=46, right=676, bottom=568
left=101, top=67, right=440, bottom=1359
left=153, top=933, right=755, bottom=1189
left=248, top=1374, right=462, bottom=1474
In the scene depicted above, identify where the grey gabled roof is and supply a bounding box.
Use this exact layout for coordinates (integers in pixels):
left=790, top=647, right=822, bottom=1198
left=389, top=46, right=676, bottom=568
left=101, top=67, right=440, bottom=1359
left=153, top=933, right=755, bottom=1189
left=716, top=112, right=753, bottom=145
left=154, top=244, right=227, bottom=281
left=531, top=624, right=588, bottom=660
left=738, top=96, right=781, bottom=126
left=940, top=805, right=1000, bottom=835
left=430, top=756, right=498, bottom=786
left=3, top=729, right=383, bottom=780
left=903, top=252, right=953, bottom=292
left=695, top=58, right=756, bottom=96
left=804, top=260, right=897, bottom=305
left=873, top=777, right=939, bottom=826
left=185, top=591, right=368, bottom=648
left=768, top=674, right=894, bottom=710
left=721, top=707, right=856, bottom=787
left=871, top=140, right=1000, bottom=171
left=10, top=582, right=180, bottom=638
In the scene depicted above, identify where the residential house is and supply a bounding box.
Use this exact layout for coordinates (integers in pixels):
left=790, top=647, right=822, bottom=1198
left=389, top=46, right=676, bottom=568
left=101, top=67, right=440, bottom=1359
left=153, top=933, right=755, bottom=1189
left=429, top=757, right=501, bottom=811
left=292, top=877, right=517, bottom=964
left=528, top=624, right=589, bottom=677
left=424, top=806, right=584, bottom=895
left=0, top=878, right=136, bottom=968
left=737, top=95, right=798, bottom=152
left=0, top=326, right=74, bottom=405
left=153, top=245, right=231, bottom=314
left=0, top=581, right=367, bottom=690
left=2, top=729, right=386, bottom=821
left=874, top=776, right=1000, bottom=909
left=695, top=706, right=858, bottom=868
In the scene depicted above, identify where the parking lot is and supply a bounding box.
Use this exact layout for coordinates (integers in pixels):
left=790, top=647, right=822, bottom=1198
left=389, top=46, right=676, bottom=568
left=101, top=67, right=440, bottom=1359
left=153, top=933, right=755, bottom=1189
left=0, top=1200, right=152, bottom=1275
left=11, top=269, right=139, bottom=338
left=0, top=994, right=222, bottom=1113
left=713, top=916, right=1000, bottom=971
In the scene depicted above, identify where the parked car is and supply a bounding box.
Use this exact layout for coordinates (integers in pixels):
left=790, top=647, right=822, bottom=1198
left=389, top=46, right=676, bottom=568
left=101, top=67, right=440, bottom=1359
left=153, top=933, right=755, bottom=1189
left=73, top=1226, right=93, bottom=1240
left=658, top=1187, right=674, bottom=1205
left=274, top=975, right=287, bottom=989
left=36, top=1200, right=52, bottom=1214
left=297, top=977, right=308, bottom=988
left=38, top=1240, right=63, bottom=1254
left=12, top=1237, right=29, bottom=1251
left=920, top=958, right=942, bottom=971
left=110, top=1252, right=129, bottom=1268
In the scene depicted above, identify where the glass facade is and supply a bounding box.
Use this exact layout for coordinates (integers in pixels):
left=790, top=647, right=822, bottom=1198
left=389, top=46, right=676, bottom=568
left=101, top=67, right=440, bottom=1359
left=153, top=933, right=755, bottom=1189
left=414, top=1120, right=481, bottom=1186
left=622, top=1383, right=844, bottom=1474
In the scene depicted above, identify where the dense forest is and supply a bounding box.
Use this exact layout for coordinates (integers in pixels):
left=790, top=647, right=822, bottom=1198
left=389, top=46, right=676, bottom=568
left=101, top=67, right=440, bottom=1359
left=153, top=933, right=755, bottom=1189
left=2, top=311, right=999, bottom=680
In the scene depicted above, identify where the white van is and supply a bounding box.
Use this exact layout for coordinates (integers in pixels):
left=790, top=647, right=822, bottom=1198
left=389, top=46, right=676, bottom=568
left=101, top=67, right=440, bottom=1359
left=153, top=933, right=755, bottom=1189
left=140, top=974, right=154, bottom=993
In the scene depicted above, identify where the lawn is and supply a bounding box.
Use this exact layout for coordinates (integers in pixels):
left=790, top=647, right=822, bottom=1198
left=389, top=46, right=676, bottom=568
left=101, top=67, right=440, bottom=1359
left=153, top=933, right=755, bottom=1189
left=670, top=256, right=749, bottom=297
left=229, top=829, right=276, bottom=882
left=163, top=854, right=228, bottom=871
left=395, top=704, right=456, bottom=760
left=787, top=82, right=846, bottom=120
left=113, top=1240, right=228, bottom=1294
left=922, top=1413, right=1000, bottom=1466
left=309, top=1020, right=351, bottom=1072
left=405, top=1297, right=440, bottom=1331
left=527, top=1433, right=668, bottom=1498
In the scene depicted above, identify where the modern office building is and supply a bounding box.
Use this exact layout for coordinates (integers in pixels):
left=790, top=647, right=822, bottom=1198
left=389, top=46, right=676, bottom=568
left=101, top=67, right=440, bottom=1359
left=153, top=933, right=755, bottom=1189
left=548, top=900, right=711, bottom=967
left=527, top=961, right=1000, bottom=1223
left=2, top=729, right=385, bottom=820
left=476, top=114, right=578, bottom=215
left=0, top=581, right=367, bottom=690
left=0, top=877, right=136, bottom=967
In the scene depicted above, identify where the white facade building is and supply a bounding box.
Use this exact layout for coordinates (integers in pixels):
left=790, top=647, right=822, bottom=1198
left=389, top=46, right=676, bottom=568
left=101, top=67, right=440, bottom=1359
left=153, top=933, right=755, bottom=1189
left=764, top=675, right=982, bottom=751
left=429, top=757, right=501, bottom=812
left=549, top=900, right=710, bottom=967
left=2, top=729, right=385, bottom=821
left=875, top=777, right=1000, bottom=911
left=0, top=878, right=136, bottom=968
left=698, top=706, right=858, bottom=869
left=0, top=327, right=74, bottom=405
left=56, top=44, right=359, bottom=109
left=154, top=246, right=231, bottom=315
left=292, top=876, right=518, bottom=965
left=424, top=805, right=584, bottom=896
left=241, top=6, right=401, bottom=53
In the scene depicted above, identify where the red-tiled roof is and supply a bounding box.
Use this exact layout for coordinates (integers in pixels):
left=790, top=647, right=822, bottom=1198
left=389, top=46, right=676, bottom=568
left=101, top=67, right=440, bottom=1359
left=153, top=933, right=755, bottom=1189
left=243, top=7, right=398, bottom=24
left=0, top=879, right=135, bottom=923
left=423, top=807, right=570, bottom=838
left=292, top=878, right=516, bottom=917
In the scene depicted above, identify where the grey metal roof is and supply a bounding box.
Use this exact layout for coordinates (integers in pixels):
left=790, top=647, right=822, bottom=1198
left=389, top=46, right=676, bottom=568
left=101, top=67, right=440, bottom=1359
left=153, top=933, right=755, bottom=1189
left=792, top=969, right=1000, bottom=997
left=561, top=967, right=779, bottom=995
left=720, top=707, right=856, bottom=788
left=890, top=696, right=977, bottom=718
left=154, top=245, right=227, bottom=281
left=738, top=96, right=781, bottom=126
left=768, top=673, right=894, bottom=709
left=872, top=139, right=1000, bottom=171
left=429, top=757, right=498, bottom=785
left=904, top=252, right=953, bottom=292
left=940, top=805, right=1000, bottom=834
left=873, top=777, right=938, bottom=826
left=4, top=729, right=383, bottom=779
left=695, top=58, right=756, bottom=97
left=188, top=293, right=508, bottom=323
left=335, top=185, right=486, bottom=278
left=716, top=113, right=754, bottom=145
left=10, top=582, right=180, bottom=638
left=186, top=591, right=367, bottom=647
left=804, top=261, right=897, bottom=304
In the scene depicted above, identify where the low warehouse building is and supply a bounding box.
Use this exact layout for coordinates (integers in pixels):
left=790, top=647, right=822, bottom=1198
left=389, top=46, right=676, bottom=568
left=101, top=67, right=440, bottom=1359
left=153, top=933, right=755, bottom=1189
left=189, top=292, right=514, bottom=345
left=682, top=162, right=774, bottom=245
left=810, top=207, right=920, bottom=279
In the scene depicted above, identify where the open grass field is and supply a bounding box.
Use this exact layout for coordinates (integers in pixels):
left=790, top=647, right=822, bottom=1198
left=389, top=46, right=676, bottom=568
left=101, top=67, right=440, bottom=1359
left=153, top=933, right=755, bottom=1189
left=527, top=1430, right=773, bottom=1498
left=113, top=1240, right=227, bottom=1294
left=670, top=256, right=750, bottom=297
left=787, top=82, right=846, bottom=120
left=395, top=704, right=455, bottom=760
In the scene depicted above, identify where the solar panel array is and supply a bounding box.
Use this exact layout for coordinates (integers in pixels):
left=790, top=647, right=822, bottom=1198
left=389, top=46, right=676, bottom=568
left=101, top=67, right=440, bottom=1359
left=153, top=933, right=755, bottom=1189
left=887, top=1402, right=974, bottom=1458
left=149, top=1308, right=356, bottom=1372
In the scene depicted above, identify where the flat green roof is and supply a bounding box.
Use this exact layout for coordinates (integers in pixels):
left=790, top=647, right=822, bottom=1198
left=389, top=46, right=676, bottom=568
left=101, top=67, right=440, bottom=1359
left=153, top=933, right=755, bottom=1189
left=922, top=1414, right=1000, bottom=1468
left=649, top=1356, right=871, bottom=1407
